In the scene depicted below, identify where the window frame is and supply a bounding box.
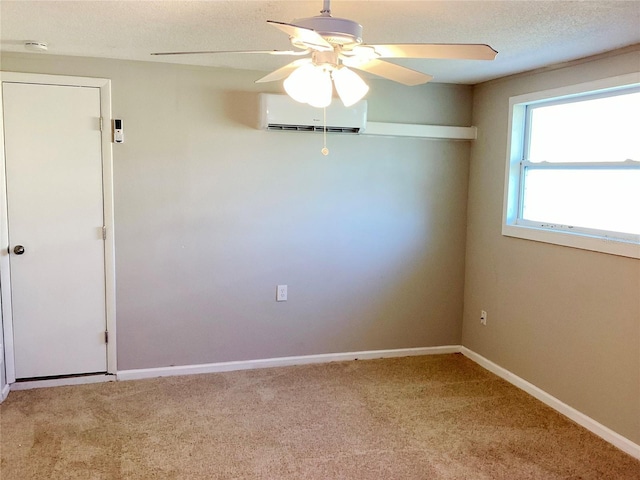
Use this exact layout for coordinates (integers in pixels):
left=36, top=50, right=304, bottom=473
left=502, top=73, right=640, bottom=259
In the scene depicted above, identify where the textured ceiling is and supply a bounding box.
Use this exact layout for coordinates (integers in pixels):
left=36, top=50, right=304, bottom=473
left=1, top=1, right=639, bottom=84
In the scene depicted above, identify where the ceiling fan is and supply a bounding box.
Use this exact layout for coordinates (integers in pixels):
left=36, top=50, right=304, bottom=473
left=152, top=0, right=497, bottom=108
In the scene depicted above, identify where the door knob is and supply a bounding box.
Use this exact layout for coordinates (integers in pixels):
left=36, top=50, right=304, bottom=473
left=13, top=245, right=25, bottom=255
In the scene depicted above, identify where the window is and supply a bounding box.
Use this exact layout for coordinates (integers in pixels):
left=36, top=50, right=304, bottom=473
left=502, top=73, right=640, bottom=258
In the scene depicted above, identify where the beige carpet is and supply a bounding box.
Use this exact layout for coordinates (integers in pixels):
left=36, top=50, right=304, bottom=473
left=1, top=354, right=638, bottom=479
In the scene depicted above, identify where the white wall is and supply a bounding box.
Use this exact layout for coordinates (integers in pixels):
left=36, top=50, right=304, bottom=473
left=462, top=48, right=640, bottom=444
left=0, top=291, right=5, bottom=391
left=1, top=53, right=473, bottom=370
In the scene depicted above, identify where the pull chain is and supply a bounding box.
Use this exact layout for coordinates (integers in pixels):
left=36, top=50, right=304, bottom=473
left=321, top=106, right=329, bottom=156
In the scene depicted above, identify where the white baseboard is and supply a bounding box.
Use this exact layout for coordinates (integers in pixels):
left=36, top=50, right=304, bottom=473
left=460, top=347, right=640, bottom=460
left=5, top=344, right=636, bottom=460
left=1, top=383, right=10, bottom=402
left=116, top=345, right=461, bottom=381
left=10, top=374, right=116, bottom=391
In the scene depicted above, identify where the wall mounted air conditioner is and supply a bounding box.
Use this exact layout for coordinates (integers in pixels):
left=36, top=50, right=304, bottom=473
left=259, top=93, right=367, bottom=134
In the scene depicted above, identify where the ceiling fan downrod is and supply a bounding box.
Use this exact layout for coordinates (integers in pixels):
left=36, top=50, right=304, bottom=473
left=321, top=0, right=332, bottom=16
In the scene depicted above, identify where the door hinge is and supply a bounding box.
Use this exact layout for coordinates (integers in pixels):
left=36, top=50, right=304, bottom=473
left=105, top=331, right=109, bottom=343
left=100, top=117, right=104, bottom=131
left=102, top=225, right=107, bottom=240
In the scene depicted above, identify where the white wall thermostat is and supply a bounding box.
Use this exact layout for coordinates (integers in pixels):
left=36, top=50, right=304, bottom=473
left=113, top=119, right=124, bottom=143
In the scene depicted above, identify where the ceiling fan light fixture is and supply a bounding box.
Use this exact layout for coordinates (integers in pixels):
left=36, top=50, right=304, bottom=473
left=306, top=68, right=333, bottom=108
left=153, top=1, right=498, bottom=94
left=283, top=63, right=316, bottom=103
left=284, top=64, right=333, bottom=108
left=332, top=66, right=369, bottom=107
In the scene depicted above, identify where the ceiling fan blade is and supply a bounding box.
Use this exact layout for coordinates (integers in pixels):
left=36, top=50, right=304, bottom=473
left=347, top=59, right=433, bottom=86
left=267, top=20, right=333, bottom=51
left=151, top=49, right=308, bottom=56
left=361, top=44, right=498, bottom=61
left=255, top=59, right=311, bottom=83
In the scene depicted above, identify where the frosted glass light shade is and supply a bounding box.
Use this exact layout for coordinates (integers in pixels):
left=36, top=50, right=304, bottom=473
left=284, top=62, right=370, bottom=108
left=332, top=67, right=369, bottom=107
left=284, top=64, right=333, bottom=108
left=283, top=64, right=315, bottom=104
left=307, top=69, right=333, bottom=108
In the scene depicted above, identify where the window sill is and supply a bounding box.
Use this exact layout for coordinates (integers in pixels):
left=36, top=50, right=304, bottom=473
left=502, top=224, right=640, bottom=259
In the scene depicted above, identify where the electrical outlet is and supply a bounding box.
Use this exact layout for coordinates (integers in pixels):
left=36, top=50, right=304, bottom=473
left=276, top=285, right=288, bottom=302
left=480, top=310, right=487, bottom=325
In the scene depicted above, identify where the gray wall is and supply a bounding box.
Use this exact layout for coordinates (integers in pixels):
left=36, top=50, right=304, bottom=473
left=1, top=53, right=472, bottom=370
left=1, top=48, right=638, bottom=447
left=462, top=49, right=640, bottom=444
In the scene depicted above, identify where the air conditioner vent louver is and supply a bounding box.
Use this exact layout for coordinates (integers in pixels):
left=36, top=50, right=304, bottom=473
left=260, top=94, right=367, bottom=134
left=266, top=124, right=362, bottom=134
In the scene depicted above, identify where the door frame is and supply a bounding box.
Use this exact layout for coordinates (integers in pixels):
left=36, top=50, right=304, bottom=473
left=0, top=72, right=116, bottom=383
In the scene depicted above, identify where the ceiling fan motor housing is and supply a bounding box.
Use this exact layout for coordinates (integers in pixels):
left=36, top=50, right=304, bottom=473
left=293, top=16, right=363, bottom=46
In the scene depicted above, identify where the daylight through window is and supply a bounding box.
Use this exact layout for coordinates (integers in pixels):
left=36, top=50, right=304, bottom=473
left=502, top=74, right=640, bottom=258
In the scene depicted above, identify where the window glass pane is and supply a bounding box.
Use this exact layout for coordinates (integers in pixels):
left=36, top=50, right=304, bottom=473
left=522, top=168, right=640, bottom=235
left=528, top=91, right=640, bottom=163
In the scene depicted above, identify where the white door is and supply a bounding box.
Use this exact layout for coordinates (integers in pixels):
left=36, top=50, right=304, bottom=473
left=3, top=82, right=107, bottom=379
